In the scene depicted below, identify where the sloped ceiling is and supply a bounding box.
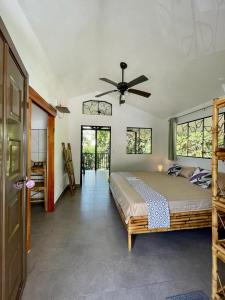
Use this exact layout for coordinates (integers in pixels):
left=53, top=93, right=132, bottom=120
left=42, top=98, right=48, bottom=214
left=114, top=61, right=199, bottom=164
left=18, top=0, right=225, bottom=117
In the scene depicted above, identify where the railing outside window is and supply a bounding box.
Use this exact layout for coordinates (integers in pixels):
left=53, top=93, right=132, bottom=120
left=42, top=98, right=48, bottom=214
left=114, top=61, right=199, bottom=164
left=82, top=152, right=110, bottom=170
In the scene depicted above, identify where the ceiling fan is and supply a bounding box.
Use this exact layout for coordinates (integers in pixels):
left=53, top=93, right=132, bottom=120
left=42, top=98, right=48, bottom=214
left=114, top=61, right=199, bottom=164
left=96, top=62, right=151, bottom=104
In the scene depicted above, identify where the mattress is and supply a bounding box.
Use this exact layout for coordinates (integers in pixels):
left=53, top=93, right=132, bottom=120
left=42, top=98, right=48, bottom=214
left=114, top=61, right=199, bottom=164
left=110, top=171, right=211, bottom=223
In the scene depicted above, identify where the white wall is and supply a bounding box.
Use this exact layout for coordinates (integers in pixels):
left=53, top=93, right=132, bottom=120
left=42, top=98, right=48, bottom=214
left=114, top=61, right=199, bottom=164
left=31, top=104, right=48, bottom=129
left=31, top=104, right=48, bottom=162
left=68, top=93, right=168, bottom=184
left=0, top=0, right=68, bottom=202
left=174, top=102, right=225, bottom=172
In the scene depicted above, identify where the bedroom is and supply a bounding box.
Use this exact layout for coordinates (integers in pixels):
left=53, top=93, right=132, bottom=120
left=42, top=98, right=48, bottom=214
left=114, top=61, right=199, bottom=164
left=1, top=0, right=225, bottom=299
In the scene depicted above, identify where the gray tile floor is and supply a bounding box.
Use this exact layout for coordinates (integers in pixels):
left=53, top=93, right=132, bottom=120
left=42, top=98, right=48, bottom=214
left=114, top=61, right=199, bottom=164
left=22, top=170, right=212, bottom=300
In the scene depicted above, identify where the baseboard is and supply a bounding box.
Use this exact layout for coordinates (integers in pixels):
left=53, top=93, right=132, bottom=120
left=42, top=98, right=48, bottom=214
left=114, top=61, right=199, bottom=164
left=54, top=185, right=69, bottom=206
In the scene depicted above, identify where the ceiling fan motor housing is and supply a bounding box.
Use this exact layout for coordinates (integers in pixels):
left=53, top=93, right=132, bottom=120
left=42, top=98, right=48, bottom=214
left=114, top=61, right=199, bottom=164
left=118, top=81, right=128, bottom=94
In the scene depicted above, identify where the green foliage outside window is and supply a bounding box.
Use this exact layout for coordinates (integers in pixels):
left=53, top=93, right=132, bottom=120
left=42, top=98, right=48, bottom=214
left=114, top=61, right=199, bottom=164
left=176, top=114, right=225, bottom=158
left=127, top=127, right=152, bottom=154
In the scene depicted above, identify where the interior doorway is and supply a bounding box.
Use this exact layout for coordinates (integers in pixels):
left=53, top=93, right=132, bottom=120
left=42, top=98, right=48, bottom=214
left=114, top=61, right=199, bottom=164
left=26, top=87, right=57, bottom=251
left=80, top=126, right=111, bottom=185
left=30, top=104, right=48, bottom=210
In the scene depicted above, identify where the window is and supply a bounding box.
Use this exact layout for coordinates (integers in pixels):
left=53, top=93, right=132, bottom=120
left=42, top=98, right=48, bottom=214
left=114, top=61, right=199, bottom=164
left=82, top=100, right=112, bottom=116
left=176, top=114, right=225, bottom=158
left=127, top=127, right=152, bottom=154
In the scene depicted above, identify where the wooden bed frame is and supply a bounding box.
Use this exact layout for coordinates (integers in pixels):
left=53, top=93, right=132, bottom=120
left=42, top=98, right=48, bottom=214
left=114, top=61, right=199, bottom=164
left=112, top=194, right=212, bottom=251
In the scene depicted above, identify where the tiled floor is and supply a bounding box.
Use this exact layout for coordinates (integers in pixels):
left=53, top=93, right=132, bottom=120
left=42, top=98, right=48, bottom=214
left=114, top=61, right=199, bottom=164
left=22, top=170, right=212, bottom=300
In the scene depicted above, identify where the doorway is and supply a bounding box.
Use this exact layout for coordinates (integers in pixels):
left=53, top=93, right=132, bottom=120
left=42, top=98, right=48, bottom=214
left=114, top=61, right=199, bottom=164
left=26, top=87, right=57, bottom=252
left=80, top=126, right=111, bottom=185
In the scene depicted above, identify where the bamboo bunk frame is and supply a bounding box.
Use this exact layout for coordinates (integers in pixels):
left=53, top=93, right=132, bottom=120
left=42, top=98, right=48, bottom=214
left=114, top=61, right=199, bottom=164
left=111, top=190, right=212, bottom=252
left=212, top=97, right=225, bottom=300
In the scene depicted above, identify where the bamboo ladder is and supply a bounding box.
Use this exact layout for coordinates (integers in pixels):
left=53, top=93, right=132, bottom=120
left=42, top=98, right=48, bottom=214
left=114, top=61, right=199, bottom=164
left=212, top=97, right=225, bottom=299
left=62, top=143, right=76, bottom=193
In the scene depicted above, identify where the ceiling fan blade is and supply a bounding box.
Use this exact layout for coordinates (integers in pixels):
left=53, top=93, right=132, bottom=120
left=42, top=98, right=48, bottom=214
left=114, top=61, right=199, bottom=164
left=99, top=78, right=118, bottom=87
left=128, top=88, right=151, bottom=98
left=95, top=90, right=117, bottom=97
left=127, top=75, right=148, bottom=88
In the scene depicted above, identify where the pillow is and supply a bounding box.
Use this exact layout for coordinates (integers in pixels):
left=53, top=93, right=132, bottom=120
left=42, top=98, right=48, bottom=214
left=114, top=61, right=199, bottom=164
left=167, top=164, right=182, bottom=176
left=180, top=167, right=196, bottom=179
left=189, top=167, right=211, bottom=188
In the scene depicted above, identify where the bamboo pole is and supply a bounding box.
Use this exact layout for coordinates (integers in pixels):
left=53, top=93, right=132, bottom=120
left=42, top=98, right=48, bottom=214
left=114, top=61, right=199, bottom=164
left=212, top=99, right=219, bottom=299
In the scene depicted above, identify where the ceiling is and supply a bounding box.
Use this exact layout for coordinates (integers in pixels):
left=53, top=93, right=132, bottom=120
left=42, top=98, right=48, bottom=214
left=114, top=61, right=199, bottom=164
left=18, top=0, right=225, bottom=118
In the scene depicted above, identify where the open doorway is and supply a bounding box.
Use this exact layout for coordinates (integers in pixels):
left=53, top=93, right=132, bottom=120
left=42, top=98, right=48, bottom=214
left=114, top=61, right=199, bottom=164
left=26, top=87, right=56, bottom=251
left=30, top=104, right=48, bottom=210
left=80, top=126, right=111, bottom=185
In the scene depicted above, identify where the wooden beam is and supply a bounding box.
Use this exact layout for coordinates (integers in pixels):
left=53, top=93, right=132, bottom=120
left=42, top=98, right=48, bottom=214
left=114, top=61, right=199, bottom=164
left=29, top=86, right=57, bottom=117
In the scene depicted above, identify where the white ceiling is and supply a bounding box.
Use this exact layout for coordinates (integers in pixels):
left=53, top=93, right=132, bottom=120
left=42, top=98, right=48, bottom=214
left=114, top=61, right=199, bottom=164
left=18, top=0, right=225, bottom=118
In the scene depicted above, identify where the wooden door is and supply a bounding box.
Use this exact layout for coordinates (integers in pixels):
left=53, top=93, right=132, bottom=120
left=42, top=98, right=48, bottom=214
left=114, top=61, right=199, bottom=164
left=0, top=30, right=4, bottom=300
left=0, top=18, right=28, bottom=300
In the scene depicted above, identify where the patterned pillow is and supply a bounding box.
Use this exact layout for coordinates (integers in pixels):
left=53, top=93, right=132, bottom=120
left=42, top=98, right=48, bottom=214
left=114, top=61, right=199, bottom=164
left=189, top=167, right=211, bottom=188
left=167, top=164, right=182, bottom=176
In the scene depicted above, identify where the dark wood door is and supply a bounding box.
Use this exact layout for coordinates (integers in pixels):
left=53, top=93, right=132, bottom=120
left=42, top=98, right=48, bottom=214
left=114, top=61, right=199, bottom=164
left=0, top=18, right=28, bottom=300
left=0, top=29, right=4, bottom=300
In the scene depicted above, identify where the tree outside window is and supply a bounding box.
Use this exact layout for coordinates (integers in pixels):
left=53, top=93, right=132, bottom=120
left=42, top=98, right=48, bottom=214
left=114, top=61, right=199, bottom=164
left=176, top=114, right=225, bottom=158
left=127, top=127, right=152, bottom=154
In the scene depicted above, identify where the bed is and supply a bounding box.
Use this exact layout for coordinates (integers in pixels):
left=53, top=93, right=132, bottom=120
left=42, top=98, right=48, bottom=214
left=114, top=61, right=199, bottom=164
left=110, top=171, right=212, bottom=251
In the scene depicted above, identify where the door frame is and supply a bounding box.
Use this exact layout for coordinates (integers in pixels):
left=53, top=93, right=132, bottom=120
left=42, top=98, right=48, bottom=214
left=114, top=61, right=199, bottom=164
left=26, top=87, right=57, bottom=251
left=0, top=17, right=29, bottom=300
left=80, top=125, right=111, bottom=186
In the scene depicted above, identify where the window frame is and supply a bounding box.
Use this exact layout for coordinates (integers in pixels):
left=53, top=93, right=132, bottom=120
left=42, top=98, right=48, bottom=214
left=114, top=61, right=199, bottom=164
left=82, top=100, right=112, bottom=116
left=126, top=127, right=152, bottom=155
left=176, top=113, right=225, bottom=159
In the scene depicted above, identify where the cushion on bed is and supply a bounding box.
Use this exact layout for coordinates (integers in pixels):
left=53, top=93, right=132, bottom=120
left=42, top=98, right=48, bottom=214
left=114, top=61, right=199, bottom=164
left=167, top=164, right=182, bottom=176
left=179, top=167, right=196, bottom=178
left=189, top=167, right=211, bottom=188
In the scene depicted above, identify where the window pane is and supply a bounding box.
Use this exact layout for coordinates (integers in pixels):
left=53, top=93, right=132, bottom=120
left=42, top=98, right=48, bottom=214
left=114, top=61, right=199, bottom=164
left=83, top=101, right=98, bottom=115
left=187, top=119, right=203, bottom=157
left=127, top=127, right=152, bottom=154
left=83, top=100, right=112, bottom=116
left=176, top=123, right=188, bottom=156
left=176, top=113, right=225, bottom=158
left=138, top=128, right=151, bottom=154
left=98, top=102, right=112, bottom=115
left=203, top=116, right=212, bottom=158
left=127, top=130, right=136, bottom=154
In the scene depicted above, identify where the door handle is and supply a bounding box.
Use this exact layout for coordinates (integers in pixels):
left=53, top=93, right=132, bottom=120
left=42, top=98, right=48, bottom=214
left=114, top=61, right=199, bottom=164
left=14, top=177, right=35, bottom=190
